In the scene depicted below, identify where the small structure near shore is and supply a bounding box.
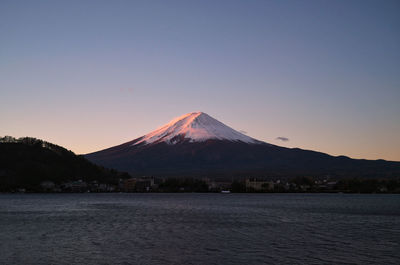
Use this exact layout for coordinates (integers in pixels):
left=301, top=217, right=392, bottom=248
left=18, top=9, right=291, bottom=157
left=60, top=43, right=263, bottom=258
left=245, top=178, right=274, bottom=192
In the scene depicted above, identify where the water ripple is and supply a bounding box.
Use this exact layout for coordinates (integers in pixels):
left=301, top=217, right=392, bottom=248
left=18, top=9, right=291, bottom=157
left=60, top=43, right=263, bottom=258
left=0, top=193, right=399, bottom=264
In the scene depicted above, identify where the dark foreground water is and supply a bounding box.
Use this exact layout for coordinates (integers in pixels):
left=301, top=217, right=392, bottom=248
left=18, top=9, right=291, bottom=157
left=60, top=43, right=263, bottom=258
left=0, top=194, right=399, bottom=265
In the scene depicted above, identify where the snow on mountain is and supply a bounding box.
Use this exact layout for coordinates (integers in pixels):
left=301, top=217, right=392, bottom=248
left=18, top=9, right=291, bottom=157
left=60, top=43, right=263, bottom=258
left=133, top=112, right=259, bottom=145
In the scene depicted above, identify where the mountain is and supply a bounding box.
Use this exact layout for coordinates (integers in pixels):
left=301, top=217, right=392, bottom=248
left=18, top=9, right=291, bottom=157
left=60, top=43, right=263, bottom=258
left=133, top=112, right=260, bottom=145
left=0, top=136, right=127, bottom=191
left=86, top=112, right=400, bottom=179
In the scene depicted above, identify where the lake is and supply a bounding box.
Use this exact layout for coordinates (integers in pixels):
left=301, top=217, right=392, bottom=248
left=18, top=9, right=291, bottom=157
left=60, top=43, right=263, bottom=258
left=0, top=193, right=399, bottom=264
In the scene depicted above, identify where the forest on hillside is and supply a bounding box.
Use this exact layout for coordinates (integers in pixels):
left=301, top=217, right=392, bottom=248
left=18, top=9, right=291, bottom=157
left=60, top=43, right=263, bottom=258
left=0, top=136, right=129, bottom=191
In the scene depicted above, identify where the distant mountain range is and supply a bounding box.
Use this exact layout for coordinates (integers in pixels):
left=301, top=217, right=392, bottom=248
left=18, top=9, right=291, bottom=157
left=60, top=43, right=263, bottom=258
left=86, top=112, right=400, bottom=179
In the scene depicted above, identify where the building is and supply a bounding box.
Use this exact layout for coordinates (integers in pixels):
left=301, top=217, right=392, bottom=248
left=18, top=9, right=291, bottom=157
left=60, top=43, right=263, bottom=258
left=40, top=181, right=55, bottom=191
left=245, top=178, right=274, bottom=192
left=135, top=177, right=155, bottom=192
left=123, top=178, right=137, bottom=192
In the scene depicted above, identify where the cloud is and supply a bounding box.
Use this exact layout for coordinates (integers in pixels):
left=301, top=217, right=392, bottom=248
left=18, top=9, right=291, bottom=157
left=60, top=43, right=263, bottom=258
left=276, top=137, right=289, bottom=142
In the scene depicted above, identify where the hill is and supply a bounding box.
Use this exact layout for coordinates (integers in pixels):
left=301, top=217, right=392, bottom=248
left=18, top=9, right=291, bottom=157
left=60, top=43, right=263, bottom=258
left=0, top=136, right=128, bottom=191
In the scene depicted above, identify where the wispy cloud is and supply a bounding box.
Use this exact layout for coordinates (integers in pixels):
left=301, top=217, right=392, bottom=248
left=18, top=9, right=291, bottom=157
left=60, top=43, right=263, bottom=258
left=276, top=137, right=289, bottom=142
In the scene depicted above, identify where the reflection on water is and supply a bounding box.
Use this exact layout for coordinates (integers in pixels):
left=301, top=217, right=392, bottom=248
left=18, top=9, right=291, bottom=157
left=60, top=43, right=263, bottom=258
left=0, top=193, right=399, bottom=264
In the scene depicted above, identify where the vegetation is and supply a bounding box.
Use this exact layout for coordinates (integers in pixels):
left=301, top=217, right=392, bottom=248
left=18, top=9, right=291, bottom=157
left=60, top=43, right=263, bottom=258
left=0, top=136, right=129, bottom=192
left=158, top=178, right=209, bottom=192
left=334, top=178, right=400, bottom=193
left=230, top=181, right=246, bottom=192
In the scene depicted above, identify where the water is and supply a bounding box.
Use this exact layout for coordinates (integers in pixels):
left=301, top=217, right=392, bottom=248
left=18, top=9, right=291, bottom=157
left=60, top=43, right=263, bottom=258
left=0, top=193, right=399, bottom=265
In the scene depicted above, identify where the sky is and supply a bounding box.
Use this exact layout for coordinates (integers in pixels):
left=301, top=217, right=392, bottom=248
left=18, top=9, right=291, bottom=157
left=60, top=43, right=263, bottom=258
left=1, top=0, right=399, bottom=161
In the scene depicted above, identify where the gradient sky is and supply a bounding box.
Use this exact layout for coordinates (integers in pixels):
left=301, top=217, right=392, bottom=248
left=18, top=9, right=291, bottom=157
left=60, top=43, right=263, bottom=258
left=1, top=0, right=399, bottom=161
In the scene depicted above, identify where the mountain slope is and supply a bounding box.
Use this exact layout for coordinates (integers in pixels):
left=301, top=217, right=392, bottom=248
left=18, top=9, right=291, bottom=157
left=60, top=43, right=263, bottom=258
left=86, top=112, right=400, bottom=179
left=0, top=136, right=127, bottom=191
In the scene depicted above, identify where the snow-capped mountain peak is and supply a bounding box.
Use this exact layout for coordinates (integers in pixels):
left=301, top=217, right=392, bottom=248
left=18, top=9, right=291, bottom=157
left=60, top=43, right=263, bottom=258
left=133, top=112, right=259, bottom=145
